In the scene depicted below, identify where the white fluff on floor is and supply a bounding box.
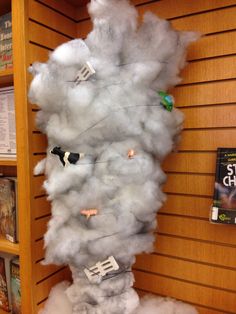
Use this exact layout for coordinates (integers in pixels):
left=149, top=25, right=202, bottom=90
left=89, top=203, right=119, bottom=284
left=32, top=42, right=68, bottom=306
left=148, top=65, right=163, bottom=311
left=135, top=295, right=198, bottom=314
left=39, top=282, right=72, bottom=314
left=40, top=281, right=198, bottom=314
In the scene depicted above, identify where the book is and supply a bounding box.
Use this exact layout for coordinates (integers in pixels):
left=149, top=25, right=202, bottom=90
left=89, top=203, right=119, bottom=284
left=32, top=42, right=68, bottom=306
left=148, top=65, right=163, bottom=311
left=0, top=254, right=12, bottom=312
left=10, top=258, right=21, bottom=314
left=0, top=177, right=18, bottom=243
left=0, top=12, right=13, bottom=70
left=211, top=148, right=236, bottom=224
left=0, top=86, right=16, bottom=158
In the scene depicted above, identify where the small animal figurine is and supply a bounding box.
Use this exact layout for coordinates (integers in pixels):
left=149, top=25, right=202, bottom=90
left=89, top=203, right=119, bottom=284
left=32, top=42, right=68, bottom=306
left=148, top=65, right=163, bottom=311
left=128, top=149, right=135, bottom=159
left=158, top=91, right=174, bottom=112
left=51, top=146, right=85, bottom=166
left=80, top=208, right=98, bottom=219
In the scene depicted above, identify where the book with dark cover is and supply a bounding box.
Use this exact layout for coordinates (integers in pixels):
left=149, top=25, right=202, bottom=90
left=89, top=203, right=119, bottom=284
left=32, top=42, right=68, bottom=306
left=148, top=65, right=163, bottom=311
left=0, top=12, right=13, bottom=70
left=0, top=177, right=18, bottom=242
left=211, top=148, right=236, bottom=224
left=10, top=258, right=21, bottom=314
left=0, top=256, right=10, bottom=312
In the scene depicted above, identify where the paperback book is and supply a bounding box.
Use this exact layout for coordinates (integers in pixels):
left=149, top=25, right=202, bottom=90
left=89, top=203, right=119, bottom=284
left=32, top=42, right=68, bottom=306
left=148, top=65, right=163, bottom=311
left=0, top=177, right=18, bottom=242
left=0, top=86, right=16, bottom=158
left=0, top=12, right=13, bottom=70
left=211, top=148, right=236, bottom=224
left=0, top=254, right=12, bottom=312
left=10, top=258, right=21, bottom=314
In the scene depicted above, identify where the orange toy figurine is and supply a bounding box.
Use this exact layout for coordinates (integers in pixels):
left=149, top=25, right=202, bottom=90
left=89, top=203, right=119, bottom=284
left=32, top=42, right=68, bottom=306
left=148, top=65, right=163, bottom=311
left=80, top=209, right=98, bottom=219
left=128, top=149, right=135, bottom=159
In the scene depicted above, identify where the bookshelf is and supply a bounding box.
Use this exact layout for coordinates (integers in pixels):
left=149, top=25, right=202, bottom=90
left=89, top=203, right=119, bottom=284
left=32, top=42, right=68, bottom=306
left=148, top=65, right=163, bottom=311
left=1, top=0, right=235, bottom=313
left=0, top=238, right=19, bottom=255
left=0, top=1, right=25, bottom=313
left=0, top=0, right=79, bottom=312
left=0, top=68, right=13, bottom=84
left=0, top=159, right=17, bottom=166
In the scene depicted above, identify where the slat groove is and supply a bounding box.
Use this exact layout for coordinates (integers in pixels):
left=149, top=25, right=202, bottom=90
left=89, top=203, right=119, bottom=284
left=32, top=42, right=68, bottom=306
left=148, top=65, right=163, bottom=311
left=36, top=267, right=66, bottom=285
left=188, top=51, right=236, bottom=63
left=153, top=252, right=236, bottom=272
left=157, top=212, right=209, bottom=221
left=165, top=192, right=212, bottom=199
left=35, top=213, right=50, bottom=221
left=29, top=41, right=53, bottom=52
left=156, top=232, right=236, bottom=249
left=168, top=4, right=236, bottom=21
left=135, top=287, right=234, bottom=314
left=37, top=297, right=48, bottom=306
left=29, top=18, right=74, bottom=40
left=178, top=77, right=236, bottom=88
left=177, top=102, right=236, bottom=109
left=136, top=0, right=160, bottom=7
left=134, top=268, right=236, bottom=294
left=36, top=0, right=78, bottom=22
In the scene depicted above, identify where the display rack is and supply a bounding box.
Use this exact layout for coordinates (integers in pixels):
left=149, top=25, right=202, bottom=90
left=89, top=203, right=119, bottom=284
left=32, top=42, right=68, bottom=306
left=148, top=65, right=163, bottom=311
left=0, top=0, right=74, bottom=312
left=1, top=1, right=235, bottom=313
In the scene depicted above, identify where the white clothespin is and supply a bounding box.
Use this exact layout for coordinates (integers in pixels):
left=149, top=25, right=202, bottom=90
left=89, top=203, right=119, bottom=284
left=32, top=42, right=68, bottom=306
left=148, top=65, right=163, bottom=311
left=75, top=62, right=95, bottom=84
left=84, top=256, right=119, bottom=282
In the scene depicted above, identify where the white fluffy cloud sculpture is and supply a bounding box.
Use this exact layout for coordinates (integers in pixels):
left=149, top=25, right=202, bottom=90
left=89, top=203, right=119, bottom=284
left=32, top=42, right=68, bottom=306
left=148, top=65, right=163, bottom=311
left=29, top=0, right=198, bottom=313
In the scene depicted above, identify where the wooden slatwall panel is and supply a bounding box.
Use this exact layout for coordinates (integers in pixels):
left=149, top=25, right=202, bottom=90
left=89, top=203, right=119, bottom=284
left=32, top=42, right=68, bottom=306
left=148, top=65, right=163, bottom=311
left=27, top=0, right=76, bottom=309
left=136, top=1, right=236, bottom=313
left=75, top=1, right=236, bottom=314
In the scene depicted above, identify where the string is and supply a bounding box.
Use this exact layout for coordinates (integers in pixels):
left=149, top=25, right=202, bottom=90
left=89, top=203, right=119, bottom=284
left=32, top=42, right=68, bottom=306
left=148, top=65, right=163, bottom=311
left=76, top=103, right=163, bottom=140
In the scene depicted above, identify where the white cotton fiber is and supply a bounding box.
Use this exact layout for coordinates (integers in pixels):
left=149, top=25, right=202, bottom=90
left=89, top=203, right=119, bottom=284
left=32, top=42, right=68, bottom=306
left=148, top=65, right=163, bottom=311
left=134, top=295, right=198, bottom=314
left=41, top=289, right=198, bottom=314
left=29, top=0, right=198, bottom=313
left=51, top=39, right=91, bottom=66
left=39, top=281, right=72, bottom=314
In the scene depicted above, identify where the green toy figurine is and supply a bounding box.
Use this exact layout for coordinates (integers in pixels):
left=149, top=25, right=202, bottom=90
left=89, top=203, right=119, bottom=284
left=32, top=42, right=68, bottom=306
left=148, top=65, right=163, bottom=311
left=158, top=91, right=174, bottom=112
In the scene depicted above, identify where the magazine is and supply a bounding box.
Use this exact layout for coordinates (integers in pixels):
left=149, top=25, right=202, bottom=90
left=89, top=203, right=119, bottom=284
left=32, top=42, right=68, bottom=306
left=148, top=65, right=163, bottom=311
left=0, top=86, right=16, bottom=158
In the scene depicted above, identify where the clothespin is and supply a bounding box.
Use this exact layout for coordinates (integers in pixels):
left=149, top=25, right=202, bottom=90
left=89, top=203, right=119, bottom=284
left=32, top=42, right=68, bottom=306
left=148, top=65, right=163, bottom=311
left=74, top=62, right=96, bottom=85
left=84, top=256, right=119, bottom=282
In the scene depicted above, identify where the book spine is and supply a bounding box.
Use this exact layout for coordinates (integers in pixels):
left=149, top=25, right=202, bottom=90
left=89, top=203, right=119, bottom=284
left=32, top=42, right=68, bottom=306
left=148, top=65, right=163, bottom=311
left=0, top=178, right=18, bottom=243
left=213, top=148, right=221, bottom=207
left=0, top=87, right=16, bottom=156
left=0, top=13, right=12, bottom=70
left=10, top=260, right=21, bottom=314
left=0, top=257, right=10, bottom=312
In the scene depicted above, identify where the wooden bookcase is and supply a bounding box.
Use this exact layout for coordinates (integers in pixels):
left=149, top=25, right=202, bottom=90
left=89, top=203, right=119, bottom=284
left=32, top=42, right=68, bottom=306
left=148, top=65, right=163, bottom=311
left=0, top=0, right=235, bottom=313
left=0, top=0, right=77, bottom=313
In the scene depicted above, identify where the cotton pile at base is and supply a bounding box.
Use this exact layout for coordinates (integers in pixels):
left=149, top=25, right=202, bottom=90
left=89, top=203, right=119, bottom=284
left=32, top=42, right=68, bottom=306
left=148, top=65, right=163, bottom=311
left=135, top=295, right=198, bottom=314
left=39, top=282, right=72, bottom=314
left=39, top=281, right=197, bottom=314
left=29, top=0, right=198, bottom=313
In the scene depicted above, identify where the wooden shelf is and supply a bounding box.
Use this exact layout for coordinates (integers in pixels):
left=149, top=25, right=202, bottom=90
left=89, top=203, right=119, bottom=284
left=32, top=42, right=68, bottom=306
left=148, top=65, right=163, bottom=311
left=0, top=68, right=13, bottom=85
left=0, top=158, right=17, bottom=166
left=0, top=238, right=19, bottom=255
left=0, top=309, right=9, bottom=314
